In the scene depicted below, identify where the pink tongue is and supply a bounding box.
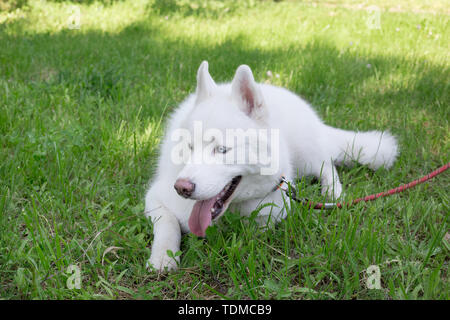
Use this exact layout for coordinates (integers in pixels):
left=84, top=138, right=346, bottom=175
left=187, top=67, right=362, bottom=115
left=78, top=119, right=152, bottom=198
left=188, top=198, right=216, bottom=237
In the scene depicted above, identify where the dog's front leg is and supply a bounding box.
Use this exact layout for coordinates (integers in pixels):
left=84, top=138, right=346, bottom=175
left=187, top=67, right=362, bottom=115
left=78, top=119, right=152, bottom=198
left=234, top=190, right=288, bottom=227
left=146, top=207, right=181, bottom=272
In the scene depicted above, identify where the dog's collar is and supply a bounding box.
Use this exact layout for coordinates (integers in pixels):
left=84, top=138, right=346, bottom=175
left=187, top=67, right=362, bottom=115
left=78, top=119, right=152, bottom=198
left=272, top=176, right=300, bottom=202
left=272, top=176, right=287, bottom=192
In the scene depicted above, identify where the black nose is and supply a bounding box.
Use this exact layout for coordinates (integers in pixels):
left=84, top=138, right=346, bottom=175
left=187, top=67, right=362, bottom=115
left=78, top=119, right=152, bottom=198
left=174, top=178, right=195, bottom=198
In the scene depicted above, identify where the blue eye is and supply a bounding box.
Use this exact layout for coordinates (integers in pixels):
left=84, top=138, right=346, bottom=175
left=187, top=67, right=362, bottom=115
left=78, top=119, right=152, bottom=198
left=216, top=146, right=228, bottom=154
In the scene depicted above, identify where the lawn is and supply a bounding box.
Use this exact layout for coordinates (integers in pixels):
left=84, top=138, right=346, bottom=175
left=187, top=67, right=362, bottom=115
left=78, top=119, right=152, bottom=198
left=0, top=0, right=448, bottom=299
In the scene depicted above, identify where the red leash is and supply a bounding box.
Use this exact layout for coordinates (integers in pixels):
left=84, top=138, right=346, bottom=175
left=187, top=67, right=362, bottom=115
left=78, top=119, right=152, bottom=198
left=284, top=163, right=449, bottom=209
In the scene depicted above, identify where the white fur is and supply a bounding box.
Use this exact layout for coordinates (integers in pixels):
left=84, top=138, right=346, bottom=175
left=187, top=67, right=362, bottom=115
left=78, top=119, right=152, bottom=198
left=144, top=62, right=398, bottom=272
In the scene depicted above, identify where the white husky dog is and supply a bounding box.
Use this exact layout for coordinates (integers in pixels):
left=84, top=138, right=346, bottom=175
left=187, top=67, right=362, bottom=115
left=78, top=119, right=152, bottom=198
left=145, top=61, right=398, bottom=272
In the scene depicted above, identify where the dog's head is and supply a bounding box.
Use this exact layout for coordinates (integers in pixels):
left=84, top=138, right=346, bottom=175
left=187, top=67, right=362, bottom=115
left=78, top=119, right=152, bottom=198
left=171, top=61, right=282, bottom=236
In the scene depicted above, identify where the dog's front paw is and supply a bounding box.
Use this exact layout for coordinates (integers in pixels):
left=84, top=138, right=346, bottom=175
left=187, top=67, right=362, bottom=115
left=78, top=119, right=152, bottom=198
left=146, top=251, right=179, bottom=273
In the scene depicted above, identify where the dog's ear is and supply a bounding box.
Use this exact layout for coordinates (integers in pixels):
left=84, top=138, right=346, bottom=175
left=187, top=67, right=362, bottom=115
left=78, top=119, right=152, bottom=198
left=195, top=61, right=217, bottom=104
left=231, top=65, right=267, bottom=121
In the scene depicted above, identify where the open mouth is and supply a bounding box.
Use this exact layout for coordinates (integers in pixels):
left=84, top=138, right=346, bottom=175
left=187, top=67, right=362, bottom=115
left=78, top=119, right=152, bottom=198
left=188, top=176, right=242, bottom=237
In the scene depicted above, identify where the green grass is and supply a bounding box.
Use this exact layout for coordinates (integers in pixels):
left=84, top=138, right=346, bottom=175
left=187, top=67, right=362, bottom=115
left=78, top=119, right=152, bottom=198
left=0, top=0, right=448, bottom=299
